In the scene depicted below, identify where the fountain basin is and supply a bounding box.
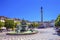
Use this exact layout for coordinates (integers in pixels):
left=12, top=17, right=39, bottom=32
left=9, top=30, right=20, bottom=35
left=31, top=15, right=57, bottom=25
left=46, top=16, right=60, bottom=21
left=6, top=30, right=38, bottom=35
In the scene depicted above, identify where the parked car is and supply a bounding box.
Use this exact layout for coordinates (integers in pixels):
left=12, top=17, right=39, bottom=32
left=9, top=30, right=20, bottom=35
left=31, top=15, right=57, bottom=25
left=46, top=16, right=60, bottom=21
left=38, top=25, right=45, bottom=29
left=55, top=27, right=60, bottom=33
left=0, top=27, right=6, bottom=32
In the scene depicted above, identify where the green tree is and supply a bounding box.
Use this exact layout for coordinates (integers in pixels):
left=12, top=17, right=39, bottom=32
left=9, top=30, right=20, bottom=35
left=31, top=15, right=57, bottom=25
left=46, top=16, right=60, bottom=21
left=32, top=22, right=39, bottom=28
left=2, top=22, right=5, bottom=27
left=0, top=21, right=3, bottom=29
left=5, top=19, right=14, bottom=30
left=55, top=14, right=60, bottom=27
left=14, top=22, right=21, bottom=28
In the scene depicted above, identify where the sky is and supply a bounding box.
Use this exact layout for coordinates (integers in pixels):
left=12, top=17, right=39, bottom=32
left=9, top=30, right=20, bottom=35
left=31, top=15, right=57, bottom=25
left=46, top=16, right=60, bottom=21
left=0, top=0, right=60, bottom=21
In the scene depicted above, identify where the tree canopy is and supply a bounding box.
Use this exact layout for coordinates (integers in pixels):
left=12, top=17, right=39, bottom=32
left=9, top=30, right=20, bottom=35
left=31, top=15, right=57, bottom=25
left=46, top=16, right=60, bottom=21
left=5, top=19, right=14, bottom=30
left=55, top=14, right=60, bottom=27
left=0, top=21, right=4, bottom=29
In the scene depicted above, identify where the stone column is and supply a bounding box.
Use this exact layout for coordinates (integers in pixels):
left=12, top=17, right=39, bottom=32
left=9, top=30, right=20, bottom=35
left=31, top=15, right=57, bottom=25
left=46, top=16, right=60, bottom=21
left=41, top=6, right=43, bottom=24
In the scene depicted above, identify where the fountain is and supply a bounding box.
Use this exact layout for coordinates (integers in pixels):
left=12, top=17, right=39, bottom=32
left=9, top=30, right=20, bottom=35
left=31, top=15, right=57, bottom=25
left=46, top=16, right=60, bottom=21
left=6, top=20, right=38, bottom=35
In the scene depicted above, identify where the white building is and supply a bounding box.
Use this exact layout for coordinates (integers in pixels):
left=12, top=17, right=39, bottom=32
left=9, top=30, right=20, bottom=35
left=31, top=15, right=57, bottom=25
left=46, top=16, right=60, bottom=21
left=0, top=16, right=8, bottom=22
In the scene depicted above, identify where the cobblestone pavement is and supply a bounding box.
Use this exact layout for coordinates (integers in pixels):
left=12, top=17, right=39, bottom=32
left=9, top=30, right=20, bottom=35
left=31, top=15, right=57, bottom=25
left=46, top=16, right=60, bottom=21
left=0, top=28, right=60, bottom=40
